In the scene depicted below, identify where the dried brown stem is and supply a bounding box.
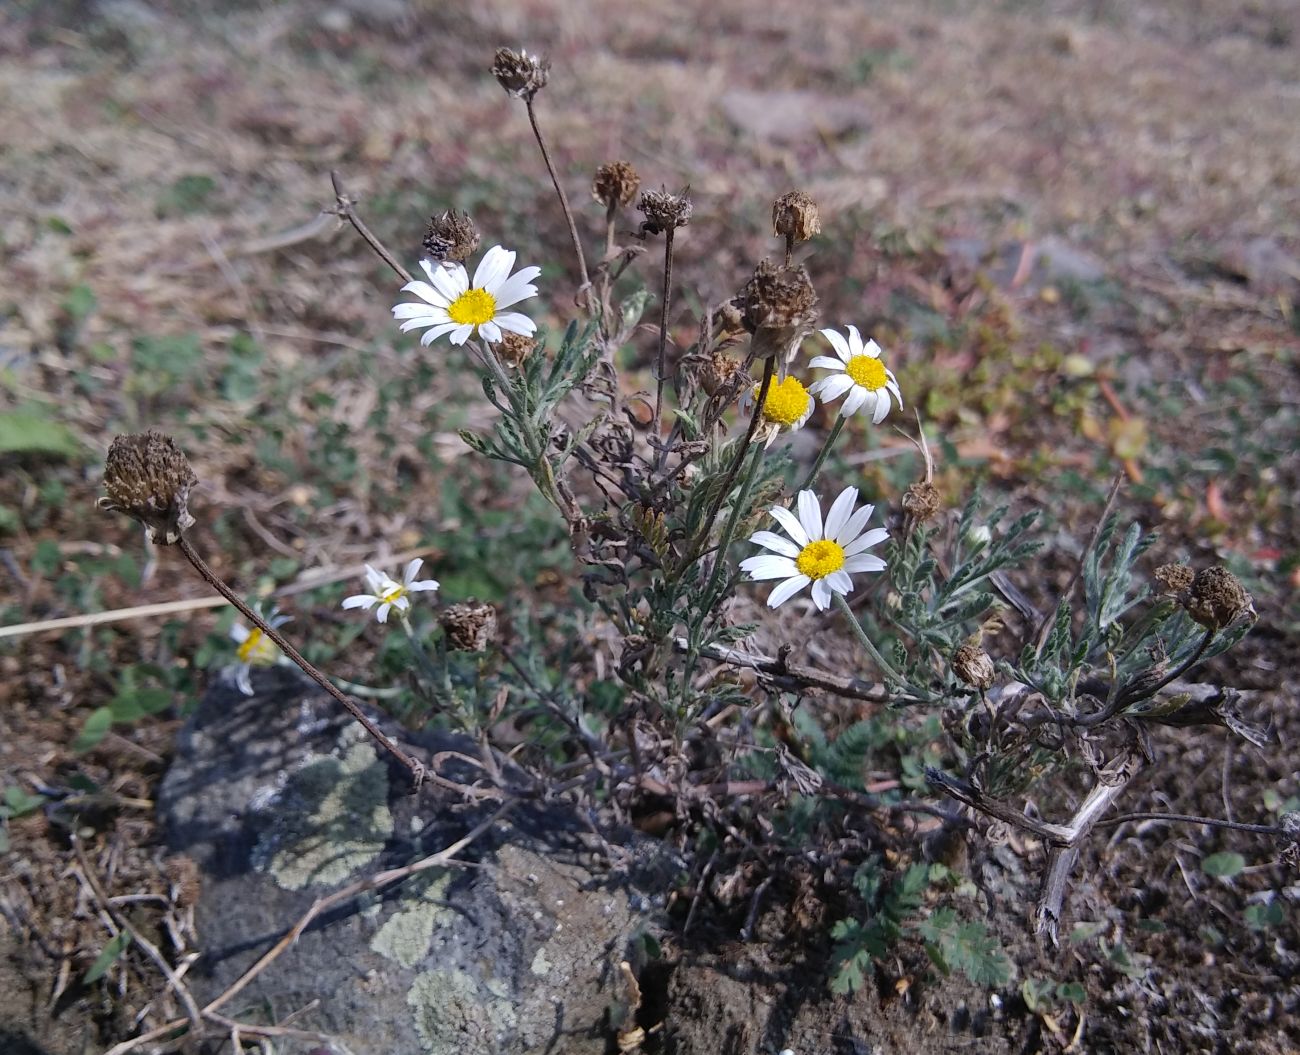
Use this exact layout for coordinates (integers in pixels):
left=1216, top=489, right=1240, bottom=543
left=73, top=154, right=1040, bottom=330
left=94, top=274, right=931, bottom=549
left=652, top=226, right=676, bottom=459
left=524, top=98, right=590, bottom=304
left=329, top=170, right=412, bottom=284
left=671, top=636, right=889, bottom=703
left=176, top=536, right=426, bottom=784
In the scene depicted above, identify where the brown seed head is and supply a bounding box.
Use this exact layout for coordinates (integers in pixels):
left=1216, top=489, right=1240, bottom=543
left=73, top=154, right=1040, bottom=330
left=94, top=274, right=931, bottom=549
left=1185, top=566, right=1254, bottom=631
left=441, top=602, right=499, bottom=653
left=637, top=186, right=693, bottom=236
left=902, top=481, right=942, bottom=524
left=592, top=161, right=641, bottom=209
left=953, top=641, right=996, bottom=690
left=492, top=47, right=550, bottom=100
left=1153, top=562, right=1195, bottom=596
left=98, top=429, right=198, bottom=545
left=494, top=332, right=536, bottom=369
left=772, top=190, right=822, bottom=244
left=699, top=349, right=744, bottom=397
left=422, top=209, right=481, bottom=263
left=737, top=261, right=819, bottom=362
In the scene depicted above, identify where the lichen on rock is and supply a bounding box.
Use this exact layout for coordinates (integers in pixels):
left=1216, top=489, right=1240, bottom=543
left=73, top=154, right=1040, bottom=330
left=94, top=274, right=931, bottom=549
left=408, top=968, right=517, bottom=1054
left=370, top=870, right=453, bottom=968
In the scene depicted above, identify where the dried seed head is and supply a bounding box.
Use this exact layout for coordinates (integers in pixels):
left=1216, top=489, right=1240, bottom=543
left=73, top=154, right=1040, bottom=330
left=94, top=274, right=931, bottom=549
left=699, top=349, right=744, bottom=397
left=491, top=47, right=550, bottom=100
left=1185, top=566, right=1254, bottom=631
left=422, top=209, right=481, bottom=263
left=738, top=260, right=818, bottom=334
left=441, top=602, right=498, bottom=652
left=1153, top=562, right=1195, bottom=596
left=637, top=186, right=693, bottom=236
left=772, top=190, right=822, bottom=244
left=493, top=332, right=536, bottom=368
left=953, top=641, right=996, bottom=690
left=98, top=429, right=198, bottom=545
left=592, top=161, right=641, bottom=209
left=902, top=481, right=942, bottom=524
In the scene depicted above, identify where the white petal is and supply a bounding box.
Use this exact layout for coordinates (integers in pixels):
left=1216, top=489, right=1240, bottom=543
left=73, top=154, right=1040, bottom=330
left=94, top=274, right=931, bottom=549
left=826, top=569, right=855, bottom=595
left=740, top=554, right=800, bottom=580
left=797, top=490, right=823, bottom=541
left=823, top=487, right=859, bottom=540
left=399, top=280, right=444, bottom=306
left=493, top=267, right=541, bottom=309
left=844, top=527, right=889, bottom=556
left=342, top=594, right=377, bottom=610
left=808, top=355, right=845, bottom=372
left=811, top=578, right=832, bottom=610
left=820, top=328, right=851, bottom=362
left=871, top=392, right=891, bottom=424
left=844, top=553, right=887, bottom=573
left=403, top=558, right=425, bottom=585
left=230, top=624, right=250, bottom=643
left=450, top=324, right=475, bottom=345
left=376, top=603, right=391, bottom=623
left=392, top=595, right=411, bottom=612
left=430, top=263, right=468, bottom=301
left=393, top=302, right=441, bottom=320
left=767, top=574, right=811, bottom=608
left=408, top=579, right=439, bottom=593
left=835, top=505, right=876, bottom=546
left=363, top=565, right=385, bottom=591
left=234, top=664, right=254, bottom=696
left=842, top=387, right=869, bottom=418
left=768, top=506, right=808, bottom=546
left=748, top=530, right=801, bottom=558
left=479, top=320, right=503, bottom=343
left=473, top=246, right=514, bottom=291
left=420, top=322, right=461, bottom=345
left=813, top=373, right=855, bottom=403
left=494, top=311, right=536, bottom=336
left=862, top=338, right=883, bottom=359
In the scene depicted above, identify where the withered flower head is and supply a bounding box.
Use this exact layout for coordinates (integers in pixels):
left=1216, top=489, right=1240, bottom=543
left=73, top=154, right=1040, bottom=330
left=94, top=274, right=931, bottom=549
left=441, top=602, right=498, bottom=652
left=1185, top=566, right=1254, bottom=631
left=98, top=429, right=198, bottom=545
left=737, top=260, right=819, bottom=361
left=494, top=332, right=536, bottom=368
left=637, top=186, right=693, bottom=236
left=1153, top=562, right=1195, bottom=596
left=422, top=209, right=481, bottom=263
left=772, top=190, right=822, bottom=244
left=953, top=641, right=995, bottom=690
left=902, top=481, right=942, bottom=524
left=491, top=47, right=550, bottom=100
left=699, top=348, right=744, bottom=397
left=592, top=161, right=641, bottom=209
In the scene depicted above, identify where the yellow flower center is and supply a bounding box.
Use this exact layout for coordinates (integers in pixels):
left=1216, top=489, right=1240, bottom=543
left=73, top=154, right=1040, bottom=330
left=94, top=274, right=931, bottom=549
left=760, top=376, right=811, bottom=427
left=447, top=287, right=498, bottom=327
left=795, top=538, right=846, bottom=580
left=380, top=583, right=408, bottom=605
left=236, top=628, right=279, bottom=666
left=845, top=354, right=887, bottom=391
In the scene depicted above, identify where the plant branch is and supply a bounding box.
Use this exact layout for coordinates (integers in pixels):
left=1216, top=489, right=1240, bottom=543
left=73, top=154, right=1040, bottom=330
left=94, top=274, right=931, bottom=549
left=329, top=171, right=412, bottom=284
left=670, top=636, right=889, bottom=702
left=652, top=226, right=676, bottom=460
left=525, top=98, right=590, bottom=304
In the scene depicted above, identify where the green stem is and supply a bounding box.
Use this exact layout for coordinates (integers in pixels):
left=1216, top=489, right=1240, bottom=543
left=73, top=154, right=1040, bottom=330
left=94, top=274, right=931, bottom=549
left=832, top=592, right=909, bottom=689
left=697, top=443, right=766, bottom=623
left=799, top=415, right=846, bottom=493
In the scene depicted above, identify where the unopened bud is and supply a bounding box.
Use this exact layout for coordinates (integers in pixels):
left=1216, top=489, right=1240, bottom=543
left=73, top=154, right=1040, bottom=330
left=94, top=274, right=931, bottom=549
left=491, top=47, right=550, bottom=100
left=592, top=161, right=641, bottom=209
left=637, top=187, right=692, bottom=236
left=1185, top=566, right=1253, bottom=631
left=422, top=209, right=481, bottom=263
left=98, top=429, right=198, bottom=545
left=953, top=641, right=996, bottom=690
left=441, top=602, right=498, bottom=652
left=772, top=190, right=822, bottom=244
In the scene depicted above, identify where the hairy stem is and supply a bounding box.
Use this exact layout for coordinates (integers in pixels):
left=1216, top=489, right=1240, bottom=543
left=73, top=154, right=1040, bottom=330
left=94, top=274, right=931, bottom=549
left=799, top=415, right=846, bottom=492
left=832, top=592, right=910, bottom=689
left=176, top=536, right=425, bottom=782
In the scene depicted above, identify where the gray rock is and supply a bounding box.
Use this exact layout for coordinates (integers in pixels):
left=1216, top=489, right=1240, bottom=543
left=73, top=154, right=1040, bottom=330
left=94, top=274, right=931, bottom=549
left=160, top=667, right=663, bottom=1055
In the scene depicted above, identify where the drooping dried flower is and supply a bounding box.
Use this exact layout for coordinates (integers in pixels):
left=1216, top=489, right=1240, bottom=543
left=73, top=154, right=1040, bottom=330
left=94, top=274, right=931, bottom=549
left=772, top=190, right=822, bottom=244
left=637, top=186, right=693, bottom=236
left=422, top=209, right=481, bottom=263
left=738, top=260, right=818, bottom=334
left=902, top=480, right=942, bottom=524
left=494, top=332, right=537, bottom=368
left=441, top=601, right=499, bottom=652
left=491, top=47, right=550, bottom=100
left=98, top=429, right=198, bottom=545
left=699, top=349, right=744, bottom=397
left=592, top=161, right=641, bottom=209
left=953, top=640, right=996, bottom=690
left=1185, top=566, right=1254, bottom=631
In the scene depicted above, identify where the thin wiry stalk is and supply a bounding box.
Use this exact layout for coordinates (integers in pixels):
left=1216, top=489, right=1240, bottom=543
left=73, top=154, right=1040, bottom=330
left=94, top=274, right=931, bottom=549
left=832, top=592, right=911, bottom=690
left=799, top=415, right=846, bottom=492
left=176, top=536, right=426, bottom=783
left=330, top=171, right=412, bottom=284
left=524, top=98, right=590, bottom=305
left=652, top=226, right=676, bottom=462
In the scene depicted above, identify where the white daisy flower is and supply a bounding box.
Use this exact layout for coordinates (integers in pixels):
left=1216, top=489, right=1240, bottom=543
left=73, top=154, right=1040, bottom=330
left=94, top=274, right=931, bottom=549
left=228, top=609, right=292, bottom=696
left=738, top=374, right=817, bottom=448
left=806, top=326, right=902, bottom=424
left=740, top=486, right=889, bottom=610
left=392, top=245, right=540, bottom=346
left=341, top=558, right=440, bottom=624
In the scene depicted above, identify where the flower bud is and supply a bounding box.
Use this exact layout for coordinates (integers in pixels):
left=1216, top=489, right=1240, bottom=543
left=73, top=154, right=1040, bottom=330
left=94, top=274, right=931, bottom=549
left=98, top=429, right=198, bottom=545
left=422, top=209, right=481, bottom=263
left=772, top=190, right=821, bottom=244
left=637, top=186, right=692, bottom=236
left=592, top=161, right=641, bottom=209
left=953, top=641, right=996, bottom=690
left=1184, top=566, right=1253, bottom=631
left=491, top=47, right=550, bottom=100
left=441, top=602, right=498, bottom=652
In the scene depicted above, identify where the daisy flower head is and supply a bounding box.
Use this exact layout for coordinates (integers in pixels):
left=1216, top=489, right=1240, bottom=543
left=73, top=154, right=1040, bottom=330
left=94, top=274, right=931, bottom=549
left=228, top=608, right=291, bottom=696
left=739, top=374, right=816, bottom=448
left=341, top=558, right=440, bottom=624
left=740, top=486, right=889, bottom=610
left=807, top=326, right=902, bottom=424
left=392, top=245, right=540, bottom=347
